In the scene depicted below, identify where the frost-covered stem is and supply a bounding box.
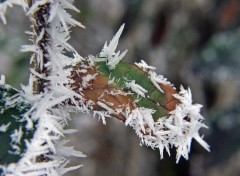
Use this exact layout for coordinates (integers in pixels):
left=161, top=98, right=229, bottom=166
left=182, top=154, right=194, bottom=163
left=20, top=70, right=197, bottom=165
left=30, top=2, right=51, bottom=94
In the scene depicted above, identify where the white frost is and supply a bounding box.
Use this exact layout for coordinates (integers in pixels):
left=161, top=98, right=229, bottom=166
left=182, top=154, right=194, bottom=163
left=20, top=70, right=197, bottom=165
left=1, top=0, right=86, bottom=175
left=135, top=60, right=156, bottom=71
left=134, top=60, right=174, bottom=93
left=93, top=110, right=111, bottom=125
left=97, top=101, right=115, bottom=115
left=0, top=0, right=27, bottom=24
left=82, top=73, right=98, bottom=88
left=98, top=24, right=127, bottom=69
left=100, top=24, right=124, bottom=58
left=0, top=74, right=5, bottom=85
left=125, top=86, right=210, bottom=163
left=125, top=108, right=155, bottom=134
left=149, top=71, right=173, bottom=93
left=107, top=50, right=128, bottom=70
left=126, top=80, right=148, bottom=97
left=0, top=122, right=11, bottom=132
left=10, top=126, right=23, bottom=144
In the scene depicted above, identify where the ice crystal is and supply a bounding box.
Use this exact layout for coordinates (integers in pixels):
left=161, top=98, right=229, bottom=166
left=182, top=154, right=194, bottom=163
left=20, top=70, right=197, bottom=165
left=125, top=108, right=155, bottom=134
left=0, top=0, right=27, bottom=24
left=98, top=24, right=128, bottom=69
left=135, top=60, right=174, bottom=93
left=135, top=60, right=156, bottom=71
left=93, top=110, right=111, bottom=125
left=0, top=0, right=210, bottom=174
left=126, top=80, right=148, bottom=97
left=10, top=126, right=23, bottom=145
left=1, top=0, right=86, bottom=175
left=0, top=74, right=5, bottom=85
left=0, top=122, right=11, bottom=132
left=125, top=86, right=210, bottom=163
left=82, top=73, right=98, bottom=88
left=149, top=71, right=173, bottom=93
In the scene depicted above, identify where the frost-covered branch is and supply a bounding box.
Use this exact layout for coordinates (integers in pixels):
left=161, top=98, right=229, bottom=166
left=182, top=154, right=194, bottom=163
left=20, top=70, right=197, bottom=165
left=1, top=0, right=86, bottom=175
left=0, top=0, right=210, bottom=175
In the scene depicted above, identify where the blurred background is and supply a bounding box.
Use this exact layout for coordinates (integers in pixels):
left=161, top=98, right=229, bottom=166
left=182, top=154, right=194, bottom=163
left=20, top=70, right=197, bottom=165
left=1, top=0, right=240, bottom=175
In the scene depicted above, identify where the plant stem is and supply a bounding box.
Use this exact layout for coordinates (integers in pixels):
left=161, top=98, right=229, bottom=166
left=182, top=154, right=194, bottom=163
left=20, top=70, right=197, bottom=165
left=30, top=2, right=51, bottom=94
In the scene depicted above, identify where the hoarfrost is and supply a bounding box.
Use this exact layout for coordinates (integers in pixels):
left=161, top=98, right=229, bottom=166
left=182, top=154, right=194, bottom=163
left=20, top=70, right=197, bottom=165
left=125, top=86, right=210, bottom=163
left=135, top=60, right=156, bottom=71
left=1, top=0, right=86, bottom=175
left=149, top=71, right=173, bottom=93
left=0, top=122, right=11, bottom=132
left=98, top=24, right=128, bottom=69
left=82, top=73, right=98, bottom=88
left=0, top=0, right=27, bottom=24
left=126, top=80, right=148, bottom=97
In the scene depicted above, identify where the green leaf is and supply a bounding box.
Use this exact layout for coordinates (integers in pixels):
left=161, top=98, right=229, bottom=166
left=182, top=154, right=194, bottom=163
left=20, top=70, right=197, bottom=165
left=96, top=61, right=175, bottom=121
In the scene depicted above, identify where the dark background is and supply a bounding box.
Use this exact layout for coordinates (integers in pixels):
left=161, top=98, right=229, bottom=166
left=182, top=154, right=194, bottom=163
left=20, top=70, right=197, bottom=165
left=1, top=0, right=240, bottom=175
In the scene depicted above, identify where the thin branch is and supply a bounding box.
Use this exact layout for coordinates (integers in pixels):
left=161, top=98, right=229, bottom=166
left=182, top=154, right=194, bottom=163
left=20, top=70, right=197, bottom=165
left=30, top=2, right=51, bottom=94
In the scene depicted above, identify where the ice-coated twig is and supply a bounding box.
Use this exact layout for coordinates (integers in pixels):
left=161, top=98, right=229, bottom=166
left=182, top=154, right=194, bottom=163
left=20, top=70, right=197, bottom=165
left=0, top=1, right=210, bottom=173
left=1, top=1, right=86, bottom=175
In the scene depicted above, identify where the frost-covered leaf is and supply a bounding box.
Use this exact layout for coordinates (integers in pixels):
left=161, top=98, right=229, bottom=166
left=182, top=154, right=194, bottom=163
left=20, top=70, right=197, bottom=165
left=70, top=57, right=209, bottom=162
left=0, top=84, right=36, bottom=168
left=96, top=60, right=179, bottom=120
left=71, top=59, right=178, bottom=120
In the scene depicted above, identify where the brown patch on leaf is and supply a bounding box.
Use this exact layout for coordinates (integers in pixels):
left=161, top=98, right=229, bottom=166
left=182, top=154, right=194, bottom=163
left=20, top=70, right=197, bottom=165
left=71, top=63, right=135, bottom=122
left=70, top=62, right=180, bottom=123
left=160, top=83, right=180, bottom=111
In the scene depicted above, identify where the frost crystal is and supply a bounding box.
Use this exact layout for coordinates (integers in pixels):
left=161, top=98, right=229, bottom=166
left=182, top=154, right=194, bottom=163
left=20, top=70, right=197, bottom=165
left=0, top=122, right=11, bottom=132
left=97, top=101, right=115, bottom=115
left=82, top=73, right=98, bottom=88
left=149, top=71, right=173, bottom=93
left=126, top=80, right=148, bottom=97
left=0, top=0, right=210, bottom=173
left=93, top=110, right=111, bottom=125
left=0, top=74, right=5, bottom=85
left=125, top=86, right=210, bottom=163
left=135, top=60, right=174, bottom=93
left=1, top=0, right=86, bottom=175
left=135, top=60, right=156, bottom=71
left=98, top=24, right=128, bottom=69
left=10, top=126, right=23, bottom=145
left=0, top=0, right=27, bottom=24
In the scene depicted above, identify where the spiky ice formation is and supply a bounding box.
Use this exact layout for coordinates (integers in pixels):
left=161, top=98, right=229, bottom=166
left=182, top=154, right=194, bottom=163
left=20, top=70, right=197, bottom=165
left=0, top=84, right=36, bottom=170
left=1, top=1, right=86, bottom=175
left=0, top=1, right=209, bottom=174
left=0, top=0, right=28, bottom=24
left=70, top=25, right=210, bottom=163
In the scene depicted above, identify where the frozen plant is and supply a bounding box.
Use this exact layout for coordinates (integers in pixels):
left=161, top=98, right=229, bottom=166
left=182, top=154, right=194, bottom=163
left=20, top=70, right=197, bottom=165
left=0, top=0, right=210, bottom=175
